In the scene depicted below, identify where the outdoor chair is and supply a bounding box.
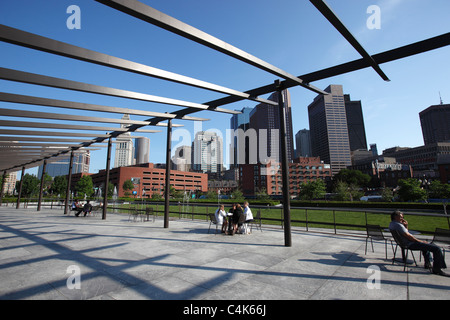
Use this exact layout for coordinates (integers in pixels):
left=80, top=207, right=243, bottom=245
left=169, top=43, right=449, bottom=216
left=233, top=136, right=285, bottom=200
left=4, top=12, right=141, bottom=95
left=431, top=228, right=450, bottom=260
left=90, top=205, right=101, bottom=217
left=390, top=229, right=419, bottom=271
left=144, top=207, right=156, bottom=222
left=208, top=213, right=219, bottom=234
left=249, top=209, right=263, bottom=233
left=128, top=208, right=143, bottom=222
left=365, top=224, right=394, bottom=259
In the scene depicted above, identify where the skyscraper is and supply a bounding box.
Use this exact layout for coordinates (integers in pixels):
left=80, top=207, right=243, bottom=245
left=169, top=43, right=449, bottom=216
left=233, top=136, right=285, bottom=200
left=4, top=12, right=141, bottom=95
left=295, top=129, right=312, bottom=158
left=420, top=103, right=450, bottom=145
left=249, top=89, right=294, bottom=164
left=38, top=150, right=90, bottom=178
left=114, top=114, right=134, bottom=168
left=192, top=131, right=223, bottom=174
left=308, top=85, right=352, bottom=175
left=134, top=137, right=150, bottom=165
left=344, top=94, right=367, bottom=151
left=229, top=107, right=252, bottom=167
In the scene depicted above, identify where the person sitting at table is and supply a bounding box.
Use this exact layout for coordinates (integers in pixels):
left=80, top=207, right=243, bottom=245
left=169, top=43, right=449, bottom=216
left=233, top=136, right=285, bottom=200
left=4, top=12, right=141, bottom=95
left=389, top=210, right=448, bottom=277
left=231, top=203, right=245, bottom=235
left=71, top=200, right=83, bottom=216
left=215, top=204, right=228, bottom=233
left=243, top=201, right=254, bottom=234
left=81, top=200, right=93, bottom=217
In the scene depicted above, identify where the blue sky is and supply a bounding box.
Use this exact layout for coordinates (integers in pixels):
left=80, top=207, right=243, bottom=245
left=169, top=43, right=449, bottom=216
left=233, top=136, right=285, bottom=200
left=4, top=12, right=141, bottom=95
left=1, top=0, right=449, bottom=175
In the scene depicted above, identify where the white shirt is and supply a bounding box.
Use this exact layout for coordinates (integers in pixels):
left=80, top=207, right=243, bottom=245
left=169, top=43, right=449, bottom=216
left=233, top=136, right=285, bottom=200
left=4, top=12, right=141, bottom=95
left=244, top=206, right=253, bottom=221
left=215, top=208, right=226, bottom=224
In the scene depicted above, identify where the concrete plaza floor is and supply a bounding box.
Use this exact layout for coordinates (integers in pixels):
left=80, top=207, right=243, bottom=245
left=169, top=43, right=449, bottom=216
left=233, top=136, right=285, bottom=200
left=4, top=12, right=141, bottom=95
left=0, top=206, right=449, bottom=301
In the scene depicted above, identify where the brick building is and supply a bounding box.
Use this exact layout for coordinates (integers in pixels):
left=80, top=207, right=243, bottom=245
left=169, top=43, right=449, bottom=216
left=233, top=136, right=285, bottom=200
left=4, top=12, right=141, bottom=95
left=91, top=163, right=207, bottom=198
left=239, top=157, right=332, bottom=198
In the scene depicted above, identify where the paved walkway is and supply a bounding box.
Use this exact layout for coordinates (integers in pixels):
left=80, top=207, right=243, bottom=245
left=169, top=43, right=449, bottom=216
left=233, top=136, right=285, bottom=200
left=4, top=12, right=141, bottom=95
left=0, top=206, right=449, bottom=301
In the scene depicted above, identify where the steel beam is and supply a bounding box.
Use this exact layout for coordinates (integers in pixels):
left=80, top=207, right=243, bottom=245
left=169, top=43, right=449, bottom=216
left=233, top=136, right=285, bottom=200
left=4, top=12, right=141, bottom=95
left=0, top=129, right=112, bottom=139
left=275, top=81, right=292, bottom=247
left=96, top=0, right=327, bottom=95
left=204, top=32, right=450, bottom=108
left=64, top=151, right=74, bottom=215
left=0, top=120, right=162, bottom=133
left=0, top=67, right=239, bottom=114
left=0, top=24, right=278, bottom=106
left=310, top=0, right=389, bottom=81
left=0, top=107, right=159, bottom=125
left=164, top=119, right=172, bottom=229
left=102, top=137, right=112, bottom=220
left=37, top=160, right=47, bottom=211
left=0, top=92, right=209, bottom=122
left=16, top=167, right=25, bottom=209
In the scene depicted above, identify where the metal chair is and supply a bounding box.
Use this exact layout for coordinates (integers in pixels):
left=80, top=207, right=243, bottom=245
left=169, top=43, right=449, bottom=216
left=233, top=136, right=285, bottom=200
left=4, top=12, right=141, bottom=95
left=208, top=213, right=219, bottom=234
left=390, top=229, right=419, bottom=271
left=249, top=209, right=263, bottom=233
left=431, top=228, right=450, bottom=260
left=144, top=207, right=156, bottom=222
left=365, top=224, right=394, bottom=259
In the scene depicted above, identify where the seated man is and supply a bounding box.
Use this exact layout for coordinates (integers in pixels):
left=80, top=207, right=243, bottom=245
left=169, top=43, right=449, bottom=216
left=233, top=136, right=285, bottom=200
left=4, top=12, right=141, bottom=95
left=72, top=200, right=83, bottom=216
left=389, top=210, right=448, bottom=277
left=82, top=200, right=93, bottom=217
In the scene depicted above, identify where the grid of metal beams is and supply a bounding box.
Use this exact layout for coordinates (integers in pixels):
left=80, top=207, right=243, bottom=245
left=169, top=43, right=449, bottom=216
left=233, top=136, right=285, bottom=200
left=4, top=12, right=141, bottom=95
left=1, top=0, right=449, bottom=246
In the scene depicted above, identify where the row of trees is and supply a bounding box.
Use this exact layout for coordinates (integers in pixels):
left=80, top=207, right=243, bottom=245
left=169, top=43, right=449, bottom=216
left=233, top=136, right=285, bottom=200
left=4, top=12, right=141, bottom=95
left=4, top=169, right=449, bottom=203
left=297, top=169, right=450, bottom=202
left=8, top=174, right=98, bottom=198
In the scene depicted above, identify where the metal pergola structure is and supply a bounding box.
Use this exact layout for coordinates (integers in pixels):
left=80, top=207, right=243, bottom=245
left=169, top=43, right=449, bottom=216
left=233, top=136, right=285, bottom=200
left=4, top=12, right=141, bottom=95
left=1, top=0, right=449, bottom=246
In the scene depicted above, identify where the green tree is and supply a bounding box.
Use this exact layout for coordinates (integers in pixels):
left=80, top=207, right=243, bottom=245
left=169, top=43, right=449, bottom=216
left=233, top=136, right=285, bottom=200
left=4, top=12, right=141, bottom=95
left=333, top=181, right=363, bottom=201
left=256, top=187, right=271, bottom=201
left=381, top=188, right=394, bottom=202
left=122, top=179, right=135, bottom=196
left=50, top=175, right=67, bottom=196
left=16, top=174, right=40, bottom=197
left=334, top=169, right=371, bottom=188
left=231, top=188, right=244, bottom=201
left=397, top=178, right=427, bottom=202
left=428, top=181, right=450, bottom=199
left=75, top=175, right=94, bottom=198
left=299, top=180, right=326, bottom=200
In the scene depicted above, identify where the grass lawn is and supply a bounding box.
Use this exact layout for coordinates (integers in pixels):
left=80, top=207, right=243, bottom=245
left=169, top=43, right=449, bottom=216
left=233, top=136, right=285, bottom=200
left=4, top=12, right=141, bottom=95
left=111, top=202, right=450, bottom=235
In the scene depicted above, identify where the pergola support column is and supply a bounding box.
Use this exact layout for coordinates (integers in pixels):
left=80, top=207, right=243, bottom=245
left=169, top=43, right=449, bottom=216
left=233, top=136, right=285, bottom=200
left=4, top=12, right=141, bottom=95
left=102, top=137, right=112, bottom=220
left=276, top=80, right=292, bottom=247
left=164, top=119, right=172, bottom=229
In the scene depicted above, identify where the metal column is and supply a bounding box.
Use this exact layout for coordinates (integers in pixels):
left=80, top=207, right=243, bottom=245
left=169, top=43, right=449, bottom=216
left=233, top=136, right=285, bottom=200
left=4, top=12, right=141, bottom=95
left=64, top=150, right=74, bottom=215
left=37, top=160, right=47, bottom=211
left=0, top=170, right=6, bottom=205
left=164, top=119, right=172, bottom=228
left=275, top=80, right=292, bottom=247
left=102, top=137, right=112, bottom=220
left=16, top=166, right=25, bottom=209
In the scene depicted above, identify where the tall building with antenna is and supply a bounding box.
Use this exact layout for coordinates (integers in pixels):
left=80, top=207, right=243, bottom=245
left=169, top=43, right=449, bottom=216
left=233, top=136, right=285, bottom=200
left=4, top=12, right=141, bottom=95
left=114, top=114, right=134, bottom=168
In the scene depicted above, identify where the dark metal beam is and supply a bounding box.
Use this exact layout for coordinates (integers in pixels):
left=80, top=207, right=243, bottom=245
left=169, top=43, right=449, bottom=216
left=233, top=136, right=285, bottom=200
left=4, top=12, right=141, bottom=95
left=0, top=24, right=278, bottom=106
left=0, top=92, right=209, bottom=122
left=164, top=119, right=172, bottom=229
left=203, top=32, right=450, bottom=109
left=310, top=0, right=389, bottom=81
left=96, top=0, right=327, bottom=95
left=0, top=119, right=162, bottom=133
left=64, top=151, right=74, bottom=215
left=102, top=137, right=112, bottom=220
left=275, top=81, right=292, bottom=247
left=0, top=67, right=239, bottom=114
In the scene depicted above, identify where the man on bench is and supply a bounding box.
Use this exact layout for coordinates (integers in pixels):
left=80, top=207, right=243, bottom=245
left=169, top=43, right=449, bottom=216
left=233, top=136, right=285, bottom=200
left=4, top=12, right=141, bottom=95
left=72, top=200, right=83, bottom=216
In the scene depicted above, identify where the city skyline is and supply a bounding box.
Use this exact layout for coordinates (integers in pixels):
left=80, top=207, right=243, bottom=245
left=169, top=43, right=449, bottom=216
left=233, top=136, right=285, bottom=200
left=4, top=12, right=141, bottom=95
left=1, top=0, right=449, bottom=176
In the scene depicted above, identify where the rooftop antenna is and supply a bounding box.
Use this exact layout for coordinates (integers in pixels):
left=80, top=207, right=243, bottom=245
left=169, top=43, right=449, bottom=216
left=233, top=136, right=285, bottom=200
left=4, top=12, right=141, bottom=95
left=439, top=92, right=444, bottom=105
